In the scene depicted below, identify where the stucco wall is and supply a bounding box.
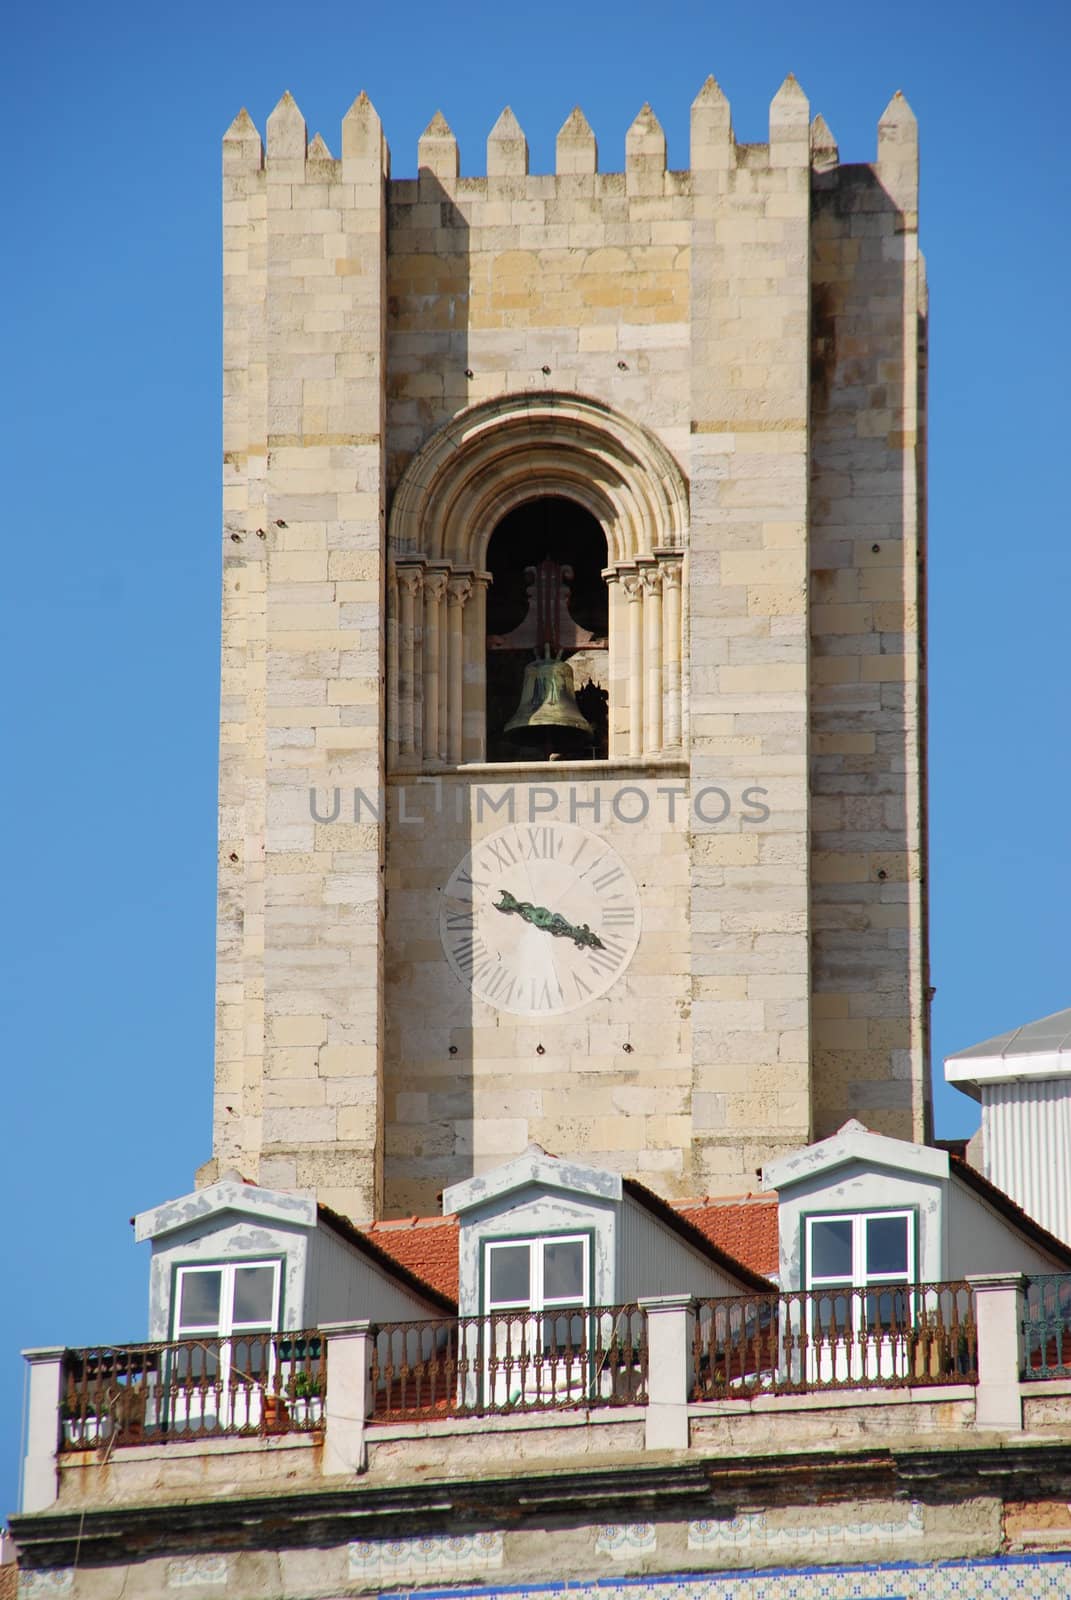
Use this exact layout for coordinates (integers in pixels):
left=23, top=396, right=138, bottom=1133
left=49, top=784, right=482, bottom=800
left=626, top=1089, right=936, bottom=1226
left=946, top=1177, right=1067, bottom=1279
left=774, top=1158, right=945, bottom=1290
left=147, top=1218, right=310, bottom=1341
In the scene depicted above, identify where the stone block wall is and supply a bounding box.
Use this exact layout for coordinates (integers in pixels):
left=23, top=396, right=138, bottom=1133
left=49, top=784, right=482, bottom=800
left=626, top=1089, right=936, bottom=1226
left=205, top=79, right=928, bottom=1220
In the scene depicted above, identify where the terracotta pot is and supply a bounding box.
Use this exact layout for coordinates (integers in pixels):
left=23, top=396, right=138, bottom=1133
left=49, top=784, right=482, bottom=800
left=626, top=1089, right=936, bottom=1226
left=262, top=1394, right=290, bottom=1433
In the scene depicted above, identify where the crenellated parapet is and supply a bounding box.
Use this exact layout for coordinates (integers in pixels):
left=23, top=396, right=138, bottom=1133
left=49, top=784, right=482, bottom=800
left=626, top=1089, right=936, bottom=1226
left=224, top=78, right=920, bottom=191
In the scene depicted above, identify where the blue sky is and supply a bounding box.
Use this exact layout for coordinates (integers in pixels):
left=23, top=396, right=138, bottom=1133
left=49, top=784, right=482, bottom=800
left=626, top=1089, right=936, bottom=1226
left=3, top=0, right=1068, bottom=1523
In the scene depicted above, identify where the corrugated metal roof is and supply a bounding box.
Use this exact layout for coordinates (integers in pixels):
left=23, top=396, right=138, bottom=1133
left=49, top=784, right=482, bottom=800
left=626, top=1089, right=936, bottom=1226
left=947, top=1005, right=1071, bottom=1062
left=317, top=1206, right=458, bottom=1311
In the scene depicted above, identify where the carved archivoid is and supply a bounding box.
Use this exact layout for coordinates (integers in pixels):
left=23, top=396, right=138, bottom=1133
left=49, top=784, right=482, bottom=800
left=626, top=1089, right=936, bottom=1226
left=386, top=393, right=688, bottom=768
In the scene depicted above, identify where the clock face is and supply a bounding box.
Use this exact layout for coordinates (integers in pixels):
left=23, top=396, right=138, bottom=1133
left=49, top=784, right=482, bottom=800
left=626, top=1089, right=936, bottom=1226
left=440, top=822, right=642, bottom=1017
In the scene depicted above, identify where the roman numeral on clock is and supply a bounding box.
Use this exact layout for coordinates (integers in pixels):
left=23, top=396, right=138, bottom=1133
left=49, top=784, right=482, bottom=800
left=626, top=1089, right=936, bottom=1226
left=521, top=826, right=560, bottom=860
left=585, top=935, right=628, bottom=977
left=450, top=934, right=486, bottom=975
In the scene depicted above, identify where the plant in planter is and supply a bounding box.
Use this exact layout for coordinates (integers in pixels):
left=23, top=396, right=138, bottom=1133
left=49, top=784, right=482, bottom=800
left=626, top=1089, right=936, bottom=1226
left=261, top=1388, right=291, bottom=1433
left=286, top=1368, right=325, bottom=1427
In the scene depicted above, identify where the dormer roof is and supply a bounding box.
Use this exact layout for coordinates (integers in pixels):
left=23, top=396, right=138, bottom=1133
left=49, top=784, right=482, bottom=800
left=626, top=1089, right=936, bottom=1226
left=133, top=1178, right=317, bottom=1242
left=443, top=1146, right=621, bottom=1214
left=762, top=1118, right=948, bottom=1191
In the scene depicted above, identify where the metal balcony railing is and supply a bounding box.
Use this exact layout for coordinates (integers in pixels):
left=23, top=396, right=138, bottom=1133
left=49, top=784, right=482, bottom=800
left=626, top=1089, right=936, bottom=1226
left=59, top=1333, right=326, bottom=1449
left=692, top=1281, right=977, bottom=1401
left=370, top=1304, right=647, bottom=1421
left=1023, top=1274, right=1071, bottom=1379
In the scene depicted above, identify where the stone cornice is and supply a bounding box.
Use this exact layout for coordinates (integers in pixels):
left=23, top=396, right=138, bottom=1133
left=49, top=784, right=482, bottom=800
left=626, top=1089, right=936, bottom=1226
left=15, top=1441, right=1071, bottom=1568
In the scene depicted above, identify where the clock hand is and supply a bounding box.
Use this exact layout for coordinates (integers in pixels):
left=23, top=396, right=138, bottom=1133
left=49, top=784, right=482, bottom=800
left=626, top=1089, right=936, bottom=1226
left=493, top=888, right=605, bottom=951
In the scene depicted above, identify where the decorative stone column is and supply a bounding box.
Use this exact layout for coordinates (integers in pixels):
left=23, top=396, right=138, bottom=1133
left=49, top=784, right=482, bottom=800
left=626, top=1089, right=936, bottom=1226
left=395, top=562, right=424, bottom=768
left=462, top=571, right=491, bottom=762
left=446, top=573, right=473, bottom=765
left=622, top=568, right=645, bottom=759
left=660, top=553, right=684, bottom=749
left=641, top=562, right=663, bottom=755
left=386, top=565, right=399, bottom=770
left=603, top=566, right=622, bottom=757
left=423, top=568, right=448, bottom=767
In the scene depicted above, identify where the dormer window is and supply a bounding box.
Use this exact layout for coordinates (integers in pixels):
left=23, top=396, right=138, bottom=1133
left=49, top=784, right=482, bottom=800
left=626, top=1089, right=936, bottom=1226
left=170, top=1261, right=283, bottom=1429
left=802, top=1210, right=916, bottom=1382
left=484, top=1234, right=591, bottom=1316
left=480, top=1233, right=593, bottom=1408
left=173, top=1261, right=282, bottom=1343
left=805, top=1211, right=914, bottom=1297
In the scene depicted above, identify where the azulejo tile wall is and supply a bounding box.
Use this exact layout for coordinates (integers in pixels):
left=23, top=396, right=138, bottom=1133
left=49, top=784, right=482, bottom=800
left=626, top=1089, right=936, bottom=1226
left=375, top=1553, right=1071, bottom=1600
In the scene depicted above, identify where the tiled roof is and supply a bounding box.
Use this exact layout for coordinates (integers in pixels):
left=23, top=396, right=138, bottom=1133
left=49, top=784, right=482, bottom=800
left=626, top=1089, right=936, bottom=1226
left=363, top=1196, right=779, bottom=1299
left=672, top=1193, right=780, bottom=1277
left=366, top=1215, right=460, bottom=1302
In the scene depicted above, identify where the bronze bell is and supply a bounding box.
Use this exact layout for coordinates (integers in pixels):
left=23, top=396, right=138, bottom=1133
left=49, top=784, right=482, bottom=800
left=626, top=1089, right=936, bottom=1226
left=504, top=647, right=594, bottom=752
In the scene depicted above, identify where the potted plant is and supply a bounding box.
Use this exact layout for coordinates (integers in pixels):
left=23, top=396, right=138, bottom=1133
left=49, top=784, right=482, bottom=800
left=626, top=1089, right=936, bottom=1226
left=286, top=1368, right=324, bottom=1427
left=261, top=1387, right=290, bottom=1433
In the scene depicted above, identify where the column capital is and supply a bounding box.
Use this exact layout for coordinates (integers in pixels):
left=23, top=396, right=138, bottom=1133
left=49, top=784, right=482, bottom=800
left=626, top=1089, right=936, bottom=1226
left=424, top=565, right=449, bottom=601
left=395, top=560, right=425, bottom=598
left=655, top=549, right=685, bottom=587
left=447, top=573, right=474, bottom=607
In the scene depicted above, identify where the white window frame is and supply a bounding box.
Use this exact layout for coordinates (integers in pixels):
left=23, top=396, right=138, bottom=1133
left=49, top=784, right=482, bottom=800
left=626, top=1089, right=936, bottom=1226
left=479, top=1234, right=592, bottom=1409
left=483, top=1234, right=591, bottom=1316
left=804, top=1210, right=915, bottom=1294
left=168, top=1260, right=283, bottom=1430
left=173, top=1260, right=283, bottom=1341
left=801, top=1210, right=916, bottom=1385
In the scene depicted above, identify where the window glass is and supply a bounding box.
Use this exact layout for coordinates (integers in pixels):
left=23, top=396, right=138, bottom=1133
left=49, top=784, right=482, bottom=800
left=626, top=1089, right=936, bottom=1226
left=543, top=1239, right=585, bottom=1302
left=489, top=1244, right=531, bottom=1306
left=232, top=1265, right=277, bottom=1325
left=178, top=1269, right=222, bottom=1330
left=809, top=1219, right=852, bottom=1280
left=866, top=1215, right=909, bottom=1277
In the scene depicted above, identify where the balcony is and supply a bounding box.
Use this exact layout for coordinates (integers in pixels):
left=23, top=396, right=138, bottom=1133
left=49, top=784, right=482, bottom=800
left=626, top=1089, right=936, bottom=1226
left=19, top=1274, right=1071, bottom=1517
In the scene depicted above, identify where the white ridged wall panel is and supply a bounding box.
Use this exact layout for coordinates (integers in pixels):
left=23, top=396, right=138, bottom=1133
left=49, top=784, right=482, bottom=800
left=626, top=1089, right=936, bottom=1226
left=982, top=1079, right=1071, bottom=1246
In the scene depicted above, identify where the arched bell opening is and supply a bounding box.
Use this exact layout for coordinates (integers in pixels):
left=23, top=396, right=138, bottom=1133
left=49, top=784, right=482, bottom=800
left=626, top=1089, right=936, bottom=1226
left=484, top=497, right=609, bottom=764
left=387, top=393, right=689, bottom=770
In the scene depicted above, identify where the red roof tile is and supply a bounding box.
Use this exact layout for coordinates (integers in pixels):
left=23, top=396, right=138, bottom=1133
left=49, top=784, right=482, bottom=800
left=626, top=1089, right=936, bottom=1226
left=366, top=1216, right=460, bottom=1302
left=672, top=1193, right=779, bottom=1277
left=363, top=1197, right=779, bottom=1300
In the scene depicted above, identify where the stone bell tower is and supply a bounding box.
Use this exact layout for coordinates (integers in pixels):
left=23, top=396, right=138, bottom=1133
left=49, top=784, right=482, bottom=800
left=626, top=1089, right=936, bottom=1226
left=202, top=78, right=929, bottom=1222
